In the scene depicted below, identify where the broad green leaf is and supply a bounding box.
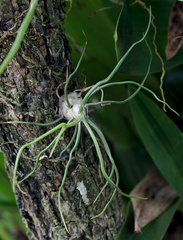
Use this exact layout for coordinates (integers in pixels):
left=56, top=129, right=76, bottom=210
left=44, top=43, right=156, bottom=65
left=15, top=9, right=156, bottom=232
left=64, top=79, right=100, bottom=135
left=116, top=199, right=180, bottom=240
left=116, top=0, right=183, bottom=74
left=129, top=88, right=183, bottom=199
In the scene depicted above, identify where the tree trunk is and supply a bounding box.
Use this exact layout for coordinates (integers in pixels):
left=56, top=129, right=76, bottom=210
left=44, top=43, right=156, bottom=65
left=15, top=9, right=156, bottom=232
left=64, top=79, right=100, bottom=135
left=0, top=1, right=123, bottom=239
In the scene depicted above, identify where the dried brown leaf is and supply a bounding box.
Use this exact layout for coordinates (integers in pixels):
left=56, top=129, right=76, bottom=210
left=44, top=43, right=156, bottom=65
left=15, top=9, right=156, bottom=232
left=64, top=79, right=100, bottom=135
left=166, top=1, right=183, bottom=60
left=130, top=168, right=178, bottom=233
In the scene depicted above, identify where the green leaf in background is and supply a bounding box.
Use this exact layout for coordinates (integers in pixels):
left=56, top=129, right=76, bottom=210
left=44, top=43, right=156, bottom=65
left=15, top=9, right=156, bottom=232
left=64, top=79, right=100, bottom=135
left=0, top=152, right=16, bottom=207
left=116, top=0, right=183, bottom=74
left=129, top=87, right=183, bottom=200
left=0, top=223, right=17, bottom=240
left=0, top=152, right=27, bottom=239
left=116, top=199, right=180, bottom=240
left=65, top=0, right=121, bottom=84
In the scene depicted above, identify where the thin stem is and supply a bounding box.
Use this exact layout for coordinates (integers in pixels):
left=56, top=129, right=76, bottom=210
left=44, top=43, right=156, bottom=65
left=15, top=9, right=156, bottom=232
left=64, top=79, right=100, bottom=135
left=87, top=118, right=117, bottom=218
left=19, top=136, right=58, bottom=183
left=85, top=81, right=179, bottom=116
left=64, top=41, right=87, bottom=107
left=57, top=123, right=81, bottom=233
left=81, top=7, right=152, bottom=108
left=82, top=117, right=146, bottom=199
left=2, top=116, right=63, bottom=126
left=0, top=0, right=38, bottom=75
left=13, top=116, right=82, bottom=192
left=92, top=166, right=114, bottom=205
left=86, top=38, right=152, bottom=106
left=49, top=126, right=66, bottom=158
left=60, top=126, right=78, bottom=157
left=91, top=190, right=117, bottom=219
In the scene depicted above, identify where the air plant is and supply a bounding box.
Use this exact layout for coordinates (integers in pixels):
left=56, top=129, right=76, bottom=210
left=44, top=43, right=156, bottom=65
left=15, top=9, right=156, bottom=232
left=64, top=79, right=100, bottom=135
left=0, top=3, right=178, bottom=233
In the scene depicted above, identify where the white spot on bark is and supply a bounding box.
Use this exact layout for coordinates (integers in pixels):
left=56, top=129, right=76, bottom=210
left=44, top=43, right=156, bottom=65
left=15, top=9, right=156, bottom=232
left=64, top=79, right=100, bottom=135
left=39, top=155, right=48, bottom=161
left=76, top=181, right=89, bottom=205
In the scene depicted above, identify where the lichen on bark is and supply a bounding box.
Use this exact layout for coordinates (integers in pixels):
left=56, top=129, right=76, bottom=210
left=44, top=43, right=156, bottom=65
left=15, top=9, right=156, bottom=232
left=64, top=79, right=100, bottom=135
left=0, top=0, right=123, bottom=239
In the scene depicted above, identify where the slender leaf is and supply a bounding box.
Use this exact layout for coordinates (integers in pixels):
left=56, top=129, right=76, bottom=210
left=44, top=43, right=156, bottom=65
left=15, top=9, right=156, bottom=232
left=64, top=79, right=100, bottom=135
left=129, top=88, right=183, bottom=199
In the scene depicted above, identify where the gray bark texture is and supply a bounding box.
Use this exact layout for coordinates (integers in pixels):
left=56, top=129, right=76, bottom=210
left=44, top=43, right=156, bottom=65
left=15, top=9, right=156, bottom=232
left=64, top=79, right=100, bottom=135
left=0, top=1, right=123, bottom=239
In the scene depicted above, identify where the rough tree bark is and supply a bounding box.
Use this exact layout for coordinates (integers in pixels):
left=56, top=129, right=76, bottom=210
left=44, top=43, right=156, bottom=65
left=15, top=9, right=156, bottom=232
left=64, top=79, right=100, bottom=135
left=0, top=1, right=123, bottom=239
